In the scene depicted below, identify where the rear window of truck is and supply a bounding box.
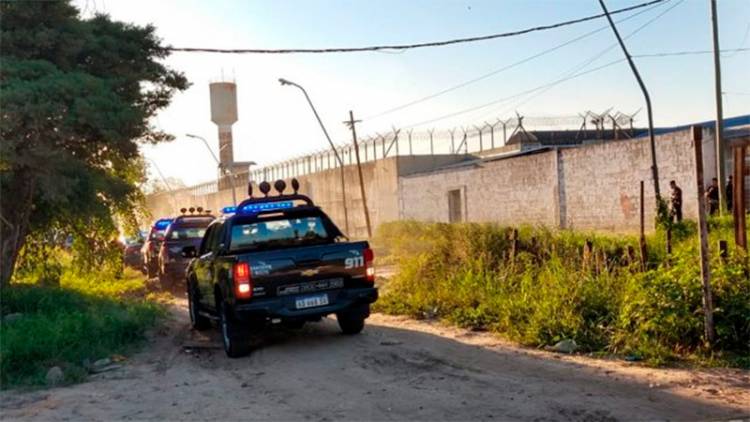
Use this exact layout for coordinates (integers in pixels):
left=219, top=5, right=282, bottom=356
left=167, top=227, right=206, bottom=240
left=229, top=216, right=329, bottom=251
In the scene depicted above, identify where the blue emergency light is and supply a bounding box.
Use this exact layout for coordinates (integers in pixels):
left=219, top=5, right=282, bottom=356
left=154, top=219, right=172, bottom=229
left=239, top=201, right=293, bottom=214
left=222, top=206, right=237, bottom=214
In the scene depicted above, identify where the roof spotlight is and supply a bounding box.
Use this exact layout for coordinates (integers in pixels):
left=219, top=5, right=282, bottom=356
left=204, top=209, right=212, bottom=214
left=259, top=181, right=271, bottom=197
left=248, top=182, right=254, bottom=198
left=196, top=206, right=203, bottom=213
left=180, top=208, right=187, bottom=214
left=291, top=178, right=300, bottom=194
left=274, top=180, right=286, bottom=195
left=188, top=207, right=196, bottom=214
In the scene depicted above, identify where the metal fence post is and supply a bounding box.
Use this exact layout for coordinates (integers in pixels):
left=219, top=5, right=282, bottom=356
left=428, top=129, right=435, bottom=155
left=408, top=130, right=413, bottom=155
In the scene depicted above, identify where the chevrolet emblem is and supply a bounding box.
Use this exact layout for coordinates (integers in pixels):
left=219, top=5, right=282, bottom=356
left=301, top=269, right=319, bottom=277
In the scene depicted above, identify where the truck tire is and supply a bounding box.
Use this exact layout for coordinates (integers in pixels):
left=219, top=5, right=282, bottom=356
left=218, top=300, right=251, bottom=358
left=337, top=312, right=365, bottom=335
left=188, top=283, right=210, bottom=330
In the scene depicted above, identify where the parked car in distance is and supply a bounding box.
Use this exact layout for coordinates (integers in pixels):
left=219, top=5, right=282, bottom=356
left=183, top=180, right=378, bottom=358
left=158, top=213, right=215, bottom=287
left=120, top=232, right=145, bottom=269
left=142, top=218, right=172, bottom=277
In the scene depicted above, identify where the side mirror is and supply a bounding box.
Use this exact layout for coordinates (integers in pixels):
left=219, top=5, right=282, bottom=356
left=181, top=245, right=197, bottom=258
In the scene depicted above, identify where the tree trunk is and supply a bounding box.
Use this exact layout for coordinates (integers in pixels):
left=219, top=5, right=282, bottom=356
left=0, top=171, right=36, bottom=289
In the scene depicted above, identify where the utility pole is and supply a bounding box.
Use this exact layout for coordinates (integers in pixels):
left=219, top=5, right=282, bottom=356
left=599, top=0, right=660, bottom=203
left=710, top=0, right=727, bottom=215
left=692, top=126, right=716, bottom=345
left=344, top=111, right=372, bottom=238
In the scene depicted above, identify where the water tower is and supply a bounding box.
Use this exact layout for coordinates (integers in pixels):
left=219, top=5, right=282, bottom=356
left=210, top=82, right=238, bottom=167
left=209, top=81, right=254, bottom=192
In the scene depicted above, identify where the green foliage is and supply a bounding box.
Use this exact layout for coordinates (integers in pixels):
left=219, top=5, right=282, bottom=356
left=0, top=0, right=187, bottom=285
left=0, top=267, right=164, bottom=388
left=374, top=220, right=750, bottom=366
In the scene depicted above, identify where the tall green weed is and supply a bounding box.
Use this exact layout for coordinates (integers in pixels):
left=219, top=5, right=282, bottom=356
left=374, top=220, right=750, bottom=366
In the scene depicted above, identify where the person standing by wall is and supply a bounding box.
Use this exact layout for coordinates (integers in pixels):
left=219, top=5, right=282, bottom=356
left=669, top=180, right=683, bottom=223
left=705, top=177, right=720, bottom=215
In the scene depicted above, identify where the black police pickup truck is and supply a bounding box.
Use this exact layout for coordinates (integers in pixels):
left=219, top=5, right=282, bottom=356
left=182, top=180, right=378, bottom=357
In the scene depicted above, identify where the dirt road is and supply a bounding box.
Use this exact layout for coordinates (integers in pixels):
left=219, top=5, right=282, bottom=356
left=2, top=299, right=748, bottom=421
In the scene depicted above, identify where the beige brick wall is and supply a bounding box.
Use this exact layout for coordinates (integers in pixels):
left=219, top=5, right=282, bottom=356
left=399, top=128, right=716, bottom=233
left=399, top=150, right=559, bottom=227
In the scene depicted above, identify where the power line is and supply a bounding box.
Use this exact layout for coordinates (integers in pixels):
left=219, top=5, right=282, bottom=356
left=398, top=47, right=748, bottom=130
left=402, top=0, right=686, bottom=129
left=400, top=47, right=749, bottom=130
left=364, top=0, right=670, bottom=120
left=402, top=58, right=627, bottom=129
left=477, top=0, right=684, bottom=123
left=168, top=0, right=666, bottom=54
left=636, top=47, right=749, bottom=57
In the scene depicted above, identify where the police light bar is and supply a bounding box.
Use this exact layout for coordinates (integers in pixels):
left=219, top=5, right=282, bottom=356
left=154, top=218, right=172, bottom=229
left=222, top=206, right=237, bottom=214
left=239, top=201, right=293, bottom=214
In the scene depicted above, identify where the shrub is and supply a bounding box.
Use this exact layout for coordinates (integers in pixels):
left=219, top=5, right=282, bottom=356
left=1, top=267, right=164, bottom=388
left=374, top=220, right=750, bottom=366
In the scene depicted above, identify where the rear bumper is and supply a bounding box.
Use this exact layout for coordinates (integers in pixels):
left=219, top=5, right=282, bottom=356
left=232, top=287, right=378, bottom=321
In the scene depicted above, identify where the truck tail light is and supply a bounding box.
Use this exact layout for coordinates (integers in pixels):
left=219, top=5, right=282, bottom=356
left=233, top=262, right=253, bottom=299
left=364, top=248, right=375, bottom=283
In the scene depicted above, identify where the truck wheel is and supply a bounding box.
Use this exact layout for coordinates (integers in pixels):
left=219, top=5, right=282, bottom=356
left=219, top=301, right=251, bottom=358
left=337, top=312, right=365, bottom=335
left=188, top=283, right=210, bottom=330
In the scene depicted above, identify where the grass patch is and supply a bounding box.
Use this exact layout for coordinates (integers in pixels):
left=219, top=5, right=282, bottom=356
left=373, top=220, right=750, bottom=367
left=1, top=267, right=165, bottom=388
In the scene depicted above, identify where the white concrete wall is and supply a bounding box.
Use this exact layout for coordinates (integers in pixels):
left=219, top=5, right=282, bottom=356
left=399, top=128, right=716, bottom=233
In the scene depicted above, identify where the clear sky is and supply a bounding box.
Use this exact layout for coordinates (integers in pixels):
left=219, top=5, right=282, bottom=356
left=73, top=0, right=749, bottom=187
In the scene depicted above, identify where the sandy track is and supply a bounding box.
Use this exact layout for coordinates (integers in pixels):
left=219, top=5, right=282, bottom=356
left=1, top=299, right=748, bottom=421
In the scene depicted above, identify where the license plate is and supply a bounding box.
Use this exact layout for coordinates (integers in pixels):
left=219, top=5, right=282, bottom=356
left=295, top=294, right=329, bottom=309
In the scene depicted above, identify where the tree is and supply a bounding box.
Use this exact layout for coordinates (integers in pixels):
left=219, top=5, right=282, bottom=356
left=0, top=1, right=188, bottom=287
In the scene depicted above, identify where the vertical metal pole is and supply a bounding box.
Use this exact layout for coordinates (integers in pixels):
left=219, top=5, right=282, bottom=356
left=734, top=145, right=747, bottom=250
left=475, top=126, right=483, bottom=152
left=408, top=130, right=413, bottom=155
left=639, top=180, right=647, bottom=271
left=692, top=126, right=716, bottom=345
left=599, top=0, right=660, bottom=202
left=283, top=81, right=349, bottom=233
left=394, top=129, right=400, bottom=156
left=710, top=0, right=727, bottom=214
left=346, top=111, right=372, bottom=238
left=429, top=129, right=434, bottom=155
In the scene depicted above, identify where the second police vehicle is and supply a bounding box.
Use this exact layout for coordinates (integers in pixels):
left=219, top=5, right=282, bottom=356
left=157, top=208, right=215, bottom=287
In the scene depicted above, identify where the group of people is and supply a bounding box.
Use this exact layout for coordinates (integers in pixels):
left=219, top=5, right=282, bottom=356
left=669, top=176, right=734, bottom=222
